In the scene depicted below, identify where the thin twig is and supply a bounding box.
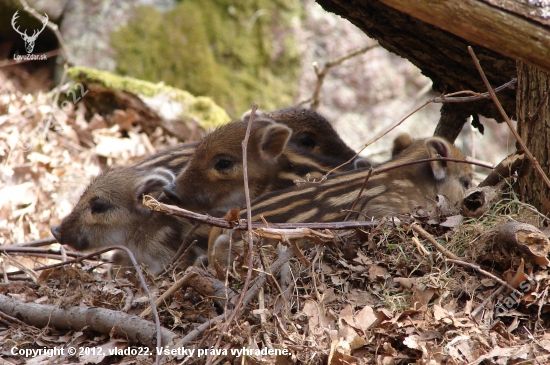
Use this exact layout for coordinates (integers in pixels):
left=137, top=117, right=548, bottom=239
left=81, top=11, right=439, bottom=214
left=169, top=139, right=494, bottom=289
left=471, top=284, right=506, bottom=319
left=207, top=104, right=259, bottom=365
left=468, top=46, right=550, bottom=190
left=446, top=258, right=523, bottom=299
left=411, top=224, right=459, bottom=260
left=0, top=247, right=90, bottom=259
left=6, top=237, right=57, bottom=248
left=344, top=168, right=373, bottom=221
left=121, top=287, right=134, bottom=313
left=430, top=79, right=516, bottom=103
left=161, top=222, right=202, bottom=275
left=310, top=45, right=379, bottom=109
left=140, top=272, right=197, bottom=318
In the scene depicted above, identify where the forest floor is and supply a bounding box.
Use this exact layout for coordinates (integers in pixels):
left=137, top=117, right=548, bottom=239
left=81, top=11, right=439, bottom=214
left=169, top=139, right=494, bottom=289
left=1, top=67, right=550, bottom=365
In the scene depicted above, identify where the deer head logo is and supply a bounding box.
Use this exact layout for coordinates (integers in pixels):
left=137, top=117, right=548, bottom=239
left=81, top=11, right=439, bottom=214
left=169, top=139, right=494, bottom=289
left=11, top=11, right=49, bottom=54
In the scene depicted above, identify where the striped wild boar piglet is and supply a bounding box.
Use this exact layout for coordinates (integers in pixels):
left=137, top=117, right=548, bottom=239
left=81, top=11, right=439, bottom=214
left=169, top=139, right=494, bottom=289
left=162, top=110, right=367, bottom=215
left=50, top=143, right=204, bottom=275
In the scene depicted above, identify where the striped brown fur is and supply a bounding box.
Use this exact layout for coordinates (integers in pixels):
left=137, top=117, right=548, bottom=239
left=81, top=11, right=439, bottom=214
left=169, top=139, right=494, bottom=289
left=208, top=137, right=473, bottom=266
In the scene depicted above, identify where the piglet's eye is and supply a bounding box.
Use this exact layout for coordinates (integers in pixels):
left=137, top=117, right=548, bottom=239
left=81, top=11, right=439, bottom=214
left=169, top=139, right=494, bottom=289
left=90, top=198, right=111, bottom=214
left=298, top=136, right=316, bottom=149
left=461, top=178, right=471, bottom=189
left=215, top=159, right=233, bottom=171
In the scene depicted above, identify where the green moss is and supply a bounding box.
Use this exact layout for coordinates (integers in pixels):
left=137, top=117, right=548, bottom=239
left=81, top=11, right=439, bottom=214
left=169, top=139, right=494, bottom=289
left=67, top=66, right=230, bottom=129
left=110, top=0, right=301, bottom=117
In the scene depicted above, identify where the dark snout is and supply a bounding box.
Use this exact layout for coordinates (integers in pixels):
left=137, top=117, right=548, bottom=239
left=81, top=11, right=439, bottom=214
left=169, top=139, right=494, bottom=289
left=51, top=225, right=62, bottom=243
left=162, top=183, right=183, bottom=204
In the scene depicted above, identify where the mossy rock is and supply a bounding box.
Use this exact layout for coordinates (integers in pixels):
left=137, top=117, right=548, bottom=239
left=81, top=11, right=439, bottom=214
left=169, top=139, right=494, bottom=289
left=110, top=0, right=301, bottom=117
left=67, top=66, right=230, bottom=129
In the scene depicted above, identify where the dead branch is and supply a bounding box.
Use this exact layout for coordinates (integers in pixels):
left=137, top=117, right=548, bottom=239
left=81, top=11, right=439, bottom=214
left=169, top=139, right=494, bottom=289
left=144, top=195, right=380, bottom=230
left=308, top=45, right=379, bottom=109
left=445, top=259, right=523, bottom=297
left=5, top=237, right=57, bottom=248
left=140, top=266, right=237, bottom=318
left=479, top=152, right=525, bottom=187
left=410, top=224, right=459, bottom=260
left=469, top=46, right=550, bottom=191
left=0, top=294, right=179, bottom=347
left=430, top=78, right=517, bottom=104
left=496, top=220, right=550, bottom=266
left=461, top=179, right=509, bottom=218
left=1, top=245, right=162, bottom=363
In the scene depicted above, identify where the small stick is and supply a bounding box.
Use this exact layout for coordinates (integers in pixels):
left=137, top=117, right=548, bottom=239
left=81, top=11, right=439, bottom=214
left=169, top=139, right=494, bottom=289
left=471, top=285, right=506, bottom=319
left=140, top=272, right=197, bottom=318
left=446, top=258, right=522, bottom=296
left=257, top=288, right=274, bottom=350
left=411, top=236, right=431, bottom=257
left=410, top=224, right=459, bottom=260
left=1, top=260, right=8, bottom=283
left=121, top=287, right=134, bottom=313
left=344, top=168, right=373, bottom=221
left=0, top=308, right=28, bottom=326
left=59, top=245, right=67, bottom=262
left=0, top=247, right=89, bottom=258
left=5, top=237, right=57, bottom=248
left=206, top=104, right=259, bottom=365
left=309, top=45, right=379, bottom=109
left=468, top=46, right=550, bottom=190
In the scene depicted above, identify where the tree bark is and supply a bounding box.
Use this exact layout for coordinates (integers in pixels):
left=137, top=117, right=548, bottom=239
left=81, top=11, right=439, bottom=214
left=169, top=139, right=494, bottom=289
left=516, top=63, right=550, bottom=214
left=377, top=0, right=550, bottom=74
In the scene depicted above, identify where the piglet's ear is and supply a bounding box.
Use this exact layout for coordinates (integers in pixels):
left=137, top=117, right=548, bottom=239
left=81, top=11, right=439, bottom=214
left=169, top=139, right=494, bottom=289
left=392, top=133, right=413, bottom=157
left=135, top=167, right=176, bottom=205
left=425, top=138, right=452, bottom=181
left=260, top=124, right=291, bottom=161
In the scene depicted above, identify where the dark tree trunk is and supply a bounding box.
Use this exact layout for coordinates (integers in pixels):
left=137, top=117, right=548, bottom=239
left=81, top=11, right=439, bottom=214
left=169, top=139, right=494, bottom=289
left=516, top=63, right=550, bottom=214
